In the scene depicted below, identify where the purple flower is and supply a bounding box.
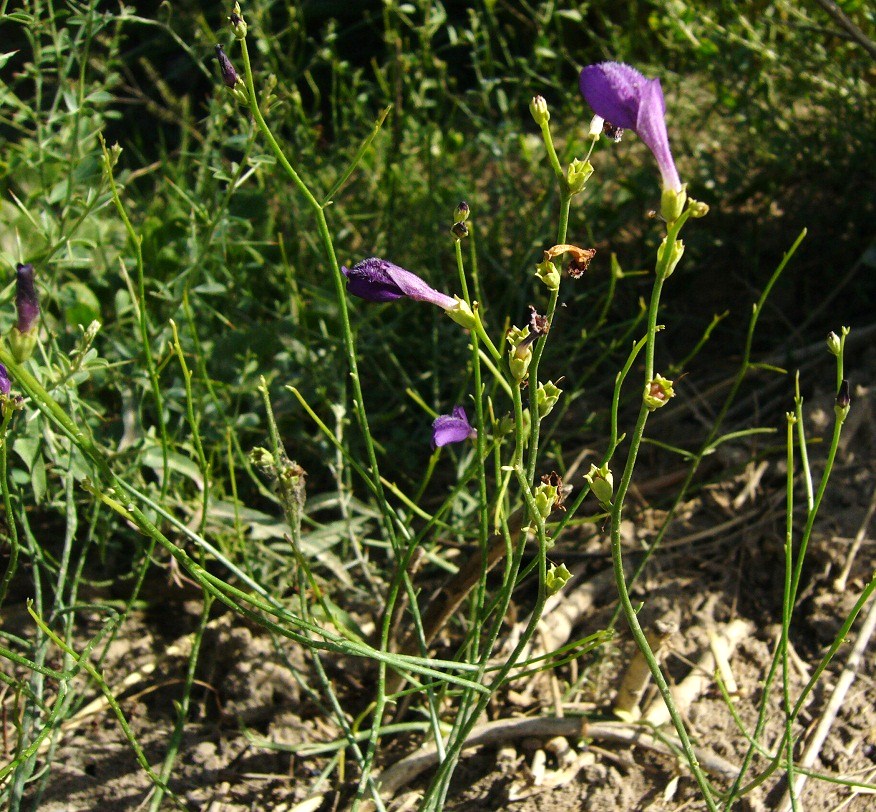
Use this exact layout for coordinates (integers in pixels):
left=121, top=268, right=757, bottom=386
left=15, top=263, right=39, bottom=334
left=431, top=406, right=477, bottom=449
left=0, top=363, right=10, bottom=396
left=579, top=62, right=682, bottom=192
left=342, top=257, right=458, bottom=311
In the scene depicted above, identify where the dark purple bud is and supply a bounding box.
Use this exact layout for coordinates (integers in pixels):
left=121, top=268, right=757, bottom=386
left=342, top=257, right=457, bottom=310
left=15, top=263, right=39, bottom=334
left=450, top=221, right=469, bottom=240
left=215, top=44, right=240, bottom=89
left=0, top=363, right=10, bottom=396
left=431, top=406, right=477, bottom=449
left=580, top=62, right=681, bottom=192
left=836, top=379, right=850, bottom=411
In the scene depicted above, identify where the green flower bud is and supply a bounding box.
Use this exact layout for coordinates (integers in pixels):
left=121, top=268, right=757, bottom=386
left=105, top=143, right=122, bottom=170
left=506, top=325, right=535, bottom=382
left=585, top=463, right=614, bottom=505
left=826, top=331, right=841, bottom=356
left=687, top=197, right=709, bottom=218
left=454, top=201, right=470, bottom=223
left=545, top=562, right=572, bottom=596
left=644, top=374, right=675, bottom=411
left=536, top=380, right=562, bottom=419
left=249, top=447, right=275, bottom=469
left=567, top=158, right=593, bottom=196
left=229, top=3, right=247, bottom=38
left=535, top=259, right=560, bottom=291
left=530, top=95, right=550, bottom=126
left=657, top=237, right=685, bottom=280
left=660, top=185, right=687, bottom=223
left=533, top=477, right=558, bottom=519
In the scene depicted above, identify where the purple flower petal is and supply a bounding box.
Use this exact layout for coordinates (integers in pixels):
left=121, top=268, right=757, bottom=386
left=343, top=258, right=457, bottom=310
left=579, top=62, right=682, bottom=192
left=15, top=263, right=39, bottom=334
left=0, top=363, right=10, bottom=396
left=431, top=406, right=477, bottom=449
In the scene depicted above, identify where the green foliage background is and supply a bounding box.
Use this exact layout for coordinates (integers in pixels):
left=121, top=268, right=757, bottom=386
left=0, top=0, right=873, bottom=560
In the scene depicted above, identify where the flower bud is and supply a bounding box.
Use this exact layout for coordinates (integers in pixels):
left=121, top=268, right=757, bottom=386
left=535, top=259, right=560, bottom=291
left=250, top=447, right=275, bottom=469
left=644, top=375, right=675, bottom=411
left=533, top=477, right=558, bottom=519
left=507, top=325, right=536, bottom=382
left=567, top=158, right=593, bottom=196
left=835, top=379, right=850, bottom=420
left=657, top=237, right=684, bottom=280
left=536, top=380, right=562, bottom=419
left=545, top=562, right=572, bottom=596
left=454, top=201, right=470, bottom=223
left=14, top=263, right=39, bottom=335
left=585, top=463, right=614, bottom=505
left=450, top=221, right=469, bottom=240
left=687, top=197, right=709, bottom=218
left=215, top=44, right=241, bottom=89
left=660, top=185, right=687, bottom=223
left=229, top=3, right=247, bottom=38
left=8, top=263, right=40, bottom=363
left=529, top=95, right=550, bottom=126
left=826, top=332, right=841, bottom=356
left=105, top=143, right=122, bottom=169
left=0, top=363, right=10, bottom=396
left=588, top=114, right=604, bottom=140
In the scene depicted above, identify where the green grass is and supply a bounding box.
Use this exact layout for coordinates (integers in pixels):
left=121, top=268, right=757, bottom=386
left=0, top=0, right=874, bottom=809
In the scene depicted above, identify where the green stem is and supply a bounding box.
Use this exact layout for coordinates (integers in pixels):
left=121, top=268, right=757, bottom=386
left=99, top=136, right=171, bottom=497
left=236, top=38, right=406, bottom=807
left=607, top=207, right=718, bottom=810
left=0, top=408, right=19, bottom=606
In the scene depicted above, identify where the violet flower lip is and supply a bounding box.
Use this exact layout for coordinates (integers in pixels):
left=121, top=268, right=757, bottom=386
left=579, top=62, right=682, bottom=192
left=431, top=406, right=477, bottom=449
left=0, top=363, right=10, bottom=396
left=342, top=257, right=458, bottom=311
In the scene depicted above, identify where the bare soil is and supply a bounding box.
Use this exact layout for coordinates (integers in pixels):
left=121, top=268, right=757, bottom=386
left=11, top=360, right=876, bottom=811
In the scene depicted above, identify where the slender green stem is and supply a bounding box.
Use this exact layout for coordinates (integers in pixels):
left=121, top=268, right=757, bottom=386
left=605, top=206, right=719, bottom=810
left=789, top=409, right=845, bottom=605
left=99, top=136, right=171, bottom=496
left=781, top=414, right=798, bottom=808
left=422, top=464, right=549, bottom=811
left=235, top=38, right=407, bottom=807
left=0, top=408, right=19, bottom=606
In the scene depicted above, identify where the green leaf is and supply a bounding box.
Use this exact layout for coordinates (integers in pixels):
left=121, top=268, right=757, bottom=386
left=60, top=282, right=101, bottom=328
left=13, top=436, right=41, bottom=472
left=142, top=447, right=205, bottom=491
